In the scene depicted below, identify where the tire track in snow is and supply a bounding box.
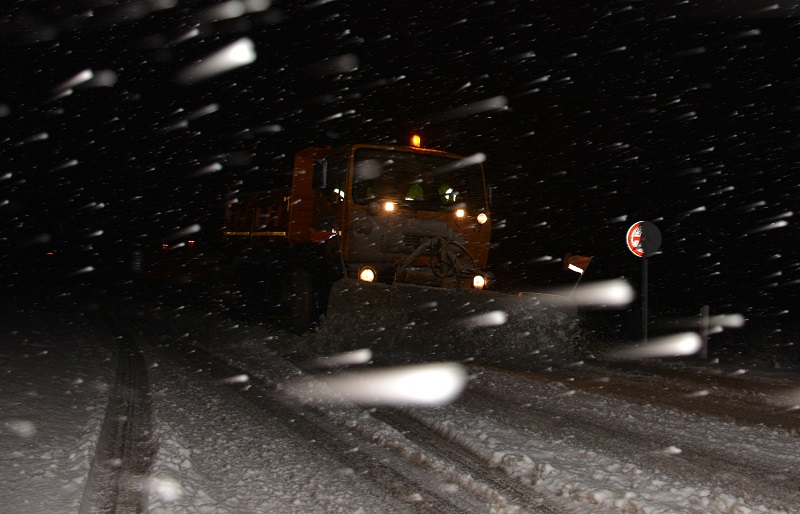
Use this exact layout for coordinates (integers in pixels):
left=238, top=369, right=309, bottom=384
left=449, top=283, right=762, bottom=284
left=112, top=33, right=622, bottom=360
left=460, top=366, right=800, bottom=513
left=557, top=360, right=800, bottom=433
left=372, top=408, right=569, bottom=513
left=162, top=341, right=494, bottom=513
left=80, top=338, right=156, bottom=513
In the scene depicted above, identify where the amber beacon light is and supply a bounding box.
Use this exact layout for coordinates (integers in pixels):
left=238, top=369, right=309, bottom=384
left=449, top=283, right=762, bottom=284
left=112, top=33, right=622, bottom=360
left=411, top=134, right=422, bottom=147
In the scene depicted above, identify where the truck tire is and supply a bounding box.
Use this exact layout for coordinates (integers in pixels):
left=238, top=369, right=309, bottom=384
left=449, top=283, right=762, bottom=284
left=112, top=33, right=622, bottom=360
left=285, top=266, right=316, bottom=335
left=233, top=264, right=266, bottom=314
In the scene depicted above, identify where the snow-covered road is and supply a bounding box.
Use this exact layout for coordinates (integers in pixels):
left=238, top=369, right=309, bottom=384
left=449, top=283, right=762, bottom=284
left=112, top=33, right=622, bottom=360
left=2, top=293, right=799, bottom=513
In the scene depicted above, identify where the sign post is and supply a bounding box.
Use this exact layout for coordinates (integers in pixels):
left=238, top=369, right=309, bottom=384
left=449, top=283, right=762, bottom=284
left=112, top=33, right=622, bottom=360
left=626, top=221, right=662, bottom=343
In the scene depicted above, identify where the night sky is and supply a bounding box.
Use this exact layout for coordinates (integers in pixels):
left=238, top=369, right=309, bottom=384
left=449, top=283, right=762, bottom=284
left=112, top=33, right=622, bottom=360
left=1, top=0, right=798, bottom=336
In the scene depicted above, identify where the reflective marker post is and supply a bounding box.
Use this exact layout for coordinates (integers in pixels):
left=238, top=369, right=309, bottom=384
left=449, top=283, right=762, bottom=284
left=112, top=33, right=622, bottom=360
left=562, top=253, right=594, bottom=298
left=626, top=221, right=662, bottom=344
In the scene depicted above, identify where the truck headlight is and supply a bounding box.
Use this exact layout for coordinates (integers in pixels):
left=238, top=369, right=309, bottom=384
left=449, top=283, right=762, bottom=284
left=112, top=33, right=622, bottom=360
left=359, top=267, right=377, bottom=282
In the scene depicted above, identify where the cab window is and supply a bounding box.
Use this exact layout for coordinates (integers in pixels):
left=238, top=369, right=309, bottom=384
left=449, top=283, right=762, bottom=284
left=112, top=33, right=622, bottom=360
left=313, top=154, right=349, bottom=202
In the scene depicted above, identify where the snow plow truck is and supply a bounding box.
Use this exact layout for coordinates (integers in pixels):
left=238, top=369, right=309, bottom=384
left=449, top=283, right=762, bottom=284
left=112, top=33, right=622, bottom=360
left=223, top=137, right=583, bottom=356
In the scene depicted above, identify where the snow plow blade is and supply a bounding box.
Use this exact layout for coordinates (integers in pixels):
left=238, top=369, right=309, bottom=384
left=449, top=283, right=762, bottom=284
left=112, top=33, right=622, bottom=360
left=314, top=278, right=583, bottom=361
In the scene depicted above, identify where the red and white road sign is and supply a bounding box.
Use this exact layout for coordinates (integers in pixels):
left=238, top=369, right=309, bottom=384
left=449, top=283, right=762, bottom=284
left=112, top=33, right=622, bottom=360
left=626, top=221, right=662, bottom=258
left=626, top=222, right=644, bottom=257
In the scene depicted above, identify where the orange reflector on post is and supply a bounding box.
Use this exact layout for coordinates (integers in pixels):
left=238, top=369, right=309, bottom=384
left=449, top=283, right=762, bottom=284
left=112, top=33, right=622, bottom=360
left=563, top=252, right=593, bottom=273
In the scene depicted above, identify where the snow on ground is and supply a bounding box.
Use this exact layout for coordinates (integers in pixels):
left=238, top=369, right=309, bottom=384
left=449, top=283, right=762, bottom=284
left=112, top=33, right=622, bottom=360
left=0, top=306, right=114, bottom=513
left=192, top=318, right=798, bottom=513
left=2, top=298, right=799, bottom=513
left=405, top=373, right=797, bottom=514
left=144, top=344, right=418, bottom=513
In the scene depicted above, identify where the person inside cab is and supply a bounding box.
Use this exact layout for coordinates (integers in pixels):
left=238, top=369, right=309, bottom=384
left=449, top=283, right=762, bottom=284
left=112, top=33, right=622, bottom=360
left=438, top=182, right=457, bottom=204
left=405, top=180, right=424, bottom=201
left=404, top=174, right=457, bottom=204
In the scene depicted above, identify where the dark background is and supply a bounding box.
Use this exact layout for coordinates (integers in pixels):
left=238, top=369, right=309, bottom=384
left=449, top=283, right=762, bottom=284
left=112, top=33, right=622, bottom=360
left=1, top=0, right=798, bottom=345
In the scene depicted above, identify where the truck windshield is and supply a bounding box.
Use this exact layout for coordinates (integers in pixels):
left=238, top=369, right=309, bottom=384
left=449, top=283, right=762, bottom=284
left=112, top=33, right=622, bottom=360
left=352, top=148, right=486, bottom=213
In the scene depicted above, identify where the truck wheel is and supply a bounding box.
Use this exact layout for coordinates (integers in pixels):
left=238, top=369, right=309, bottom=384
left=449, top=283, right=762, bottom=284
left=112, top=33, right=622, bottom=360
left=234, top=265, right=266, bottom=313
left=286, top=266, right=316, bottom=335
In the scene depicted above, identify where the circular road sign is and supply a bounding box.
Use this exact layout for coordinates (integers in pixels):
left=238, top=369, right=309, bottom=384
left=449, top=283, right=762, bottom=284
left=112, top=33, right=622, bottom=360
left=626, top=221, right=662, bottom=258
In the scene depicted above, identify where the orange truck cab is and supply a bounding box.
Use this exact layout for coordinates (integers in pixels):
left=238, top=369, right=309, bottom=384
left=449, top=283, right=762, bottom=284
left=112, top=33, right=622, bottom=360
left=223, top=137, right=493, bottom=332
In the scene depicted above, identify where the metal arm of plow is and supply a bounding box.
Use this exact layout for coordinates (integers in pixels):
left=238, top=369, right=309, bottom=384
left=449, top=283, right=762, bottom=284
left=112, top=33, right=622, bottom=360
left=436, top=239, right=475, bottom=277
left=397, top=238, right=435, bottom=279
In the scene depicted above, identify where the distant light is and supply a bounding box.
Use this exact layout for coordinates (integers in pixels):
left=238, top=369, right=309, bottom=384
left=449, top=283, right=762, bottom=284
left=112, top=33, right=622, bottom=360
left=384, top=201, right=395, bottom=212
left=473, top=274, right=486, bottom=290
left=476, top=212, right=488, bottom=225
left=456, top=208, right=465, bottom=218
left=411, top=134, right=421, bottom=147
